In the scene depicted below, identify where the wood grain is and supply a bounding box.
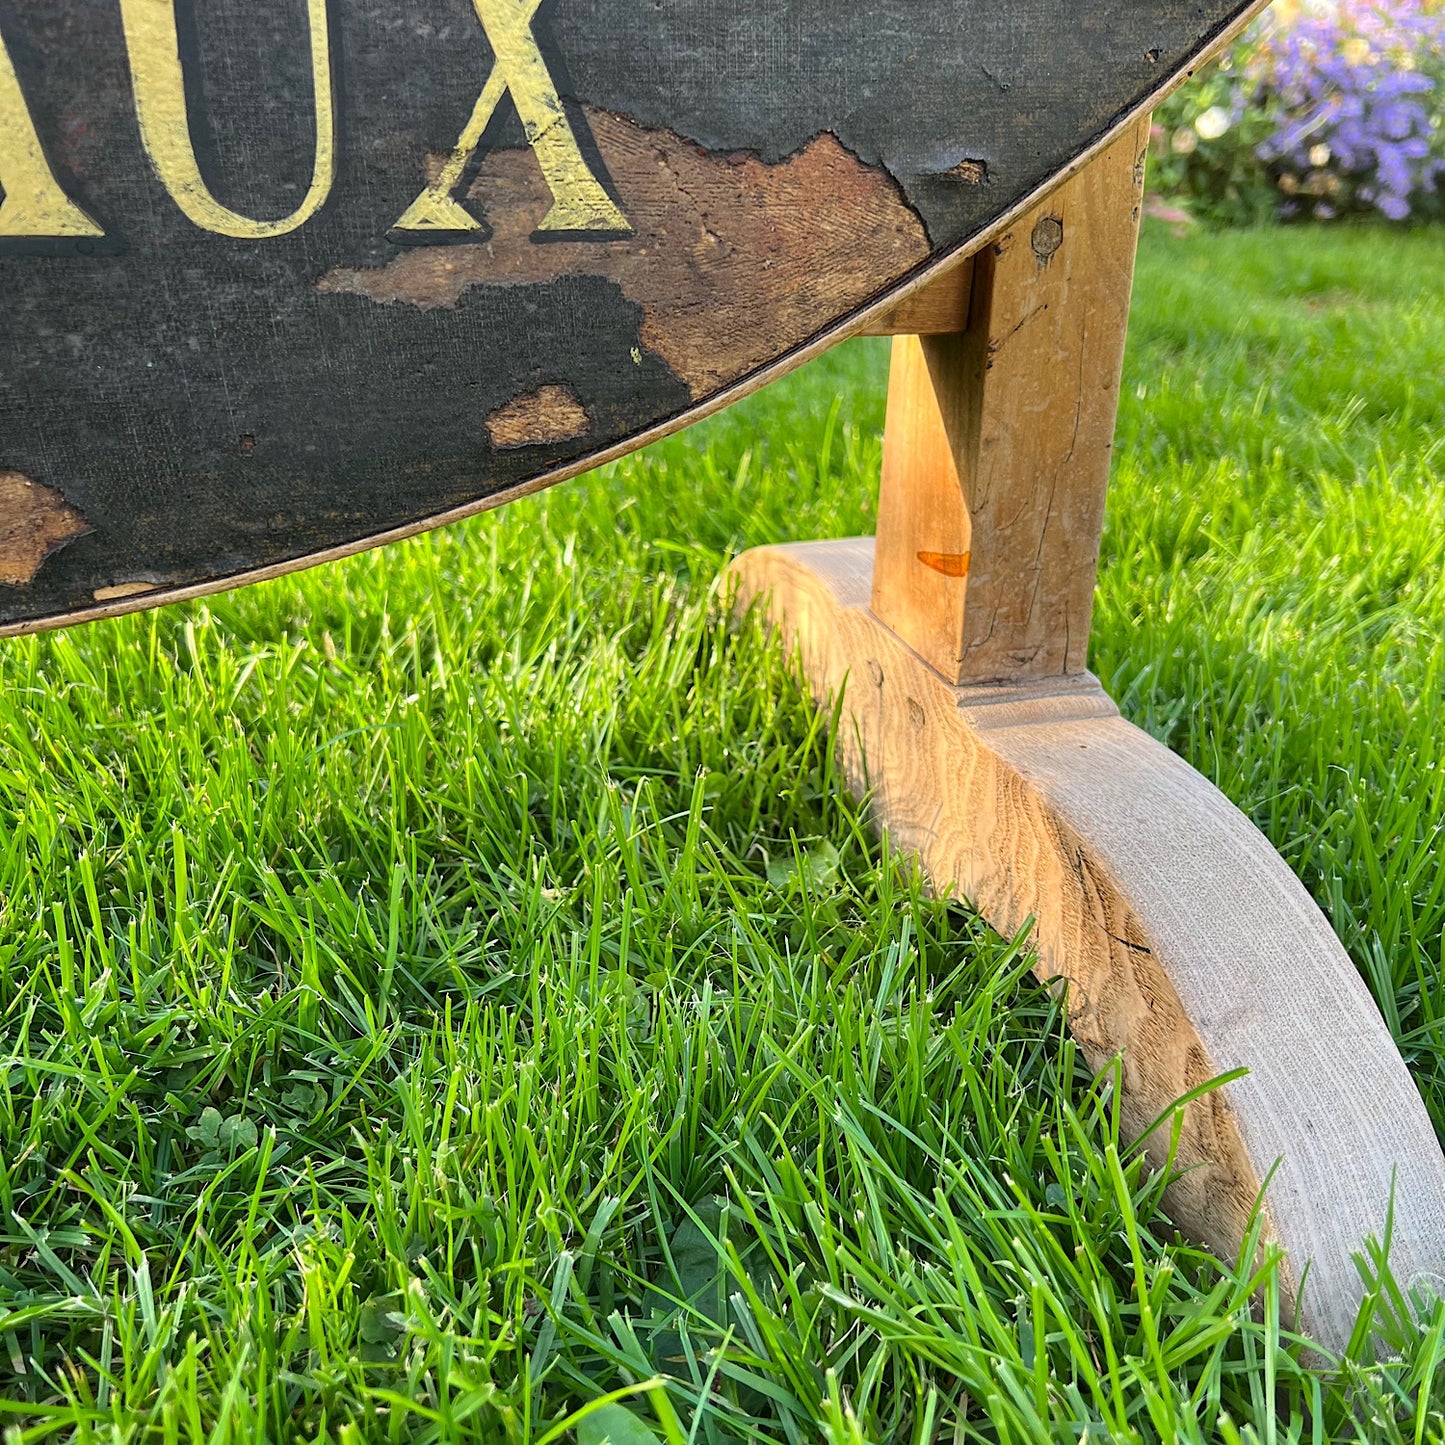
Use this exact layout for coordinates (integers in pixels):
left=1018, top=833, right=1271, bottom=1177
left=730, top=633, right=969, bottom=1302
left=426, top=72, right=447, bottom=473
left=871, top=118, right=1149, bottom=684
left=0, top=471, right=91, bottom=586
left=319, top=115, right=930, bottom=403
left=861, top=258, right=974, bottom=337
left=485, top=385, right=591, bottom=449
left=732, top=537, right=1445, bottom=1353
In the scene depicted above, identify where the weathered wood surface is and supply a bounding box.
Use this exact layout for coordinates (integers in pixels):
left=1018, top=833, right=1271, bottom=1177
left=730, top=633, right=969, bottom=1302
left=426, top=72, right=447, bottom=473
left=732, top=538, right=1445, bottom=1352
left=860, top=258, right=974, bottom=338
left=873, top=120, right=1148, bottom=682
left=733, top=127, right=1445, bottom=1353
left=0, top=0, right=1267, bottom=634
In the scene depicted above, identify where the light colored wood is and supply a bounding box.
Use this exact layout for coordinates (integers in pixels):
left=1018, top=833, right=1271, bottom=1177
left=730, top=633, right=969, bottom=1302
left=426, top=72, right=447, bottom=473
left=732, top=98, right=1445, bottom=1356
left=732, top=537, right=1445, bottom=1353
left=861, top=258, right=974, bottom=336
left=872, top=117, right=1149, bottom=684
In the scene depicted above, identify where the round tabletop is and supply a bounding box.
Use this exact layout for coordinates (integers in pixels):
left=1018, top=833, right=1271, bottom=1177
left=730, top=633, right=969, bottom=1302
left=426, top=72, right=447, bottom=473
left=1, top=0, right=1263, bottom=634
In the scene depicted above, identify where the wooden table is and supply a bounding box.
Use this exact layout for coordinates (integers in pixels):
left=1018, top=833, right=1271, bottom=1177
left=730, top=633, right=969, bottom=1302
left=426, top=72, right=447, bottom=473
left=3, top=0, right=1442, bottom=1351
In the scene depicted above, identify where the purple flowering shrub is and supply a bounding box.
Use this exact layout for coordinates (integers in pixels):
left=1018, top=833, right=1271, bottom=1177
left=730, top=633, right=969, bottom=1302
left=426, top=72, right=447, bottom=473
left=1259, top=0, right=1445, bottom=218
left=1152, top=0, right=1445, bottom=224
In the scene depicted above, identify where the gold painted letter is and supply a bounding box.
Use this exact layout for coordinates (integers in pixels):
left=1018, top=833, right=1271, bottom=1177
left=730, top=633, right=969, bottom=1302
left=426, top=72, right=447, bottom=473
left=118, top=0, right=336, bottom=239
left=393, top=0, right=629, bottom=240
left=0, top=27, right=105, bottom=237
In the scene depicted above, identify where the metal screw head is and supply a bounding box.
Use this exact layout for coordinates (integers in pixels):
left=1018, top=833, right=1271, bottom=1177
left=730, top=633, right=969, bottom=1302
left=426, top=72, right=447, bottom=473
left=1031, top=215, right=1064, bottom=263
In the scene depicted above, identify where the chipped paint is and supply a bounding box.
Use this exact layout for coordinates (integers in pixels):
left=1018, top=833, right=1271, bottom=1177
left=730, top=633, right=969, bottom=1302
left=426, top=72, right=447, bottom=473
left=320, top=112, right=930, bottom=399
left=92, top=580, right=162, bottom=602
left=0, top=471, right=91, bottom=586
left=391, top=0, right=629, bottom=241
left=0, top=0, right=1269, bottom=634
left=486, top=385, right=590, bottom=449
left=947, top=159, right=989, bottom=185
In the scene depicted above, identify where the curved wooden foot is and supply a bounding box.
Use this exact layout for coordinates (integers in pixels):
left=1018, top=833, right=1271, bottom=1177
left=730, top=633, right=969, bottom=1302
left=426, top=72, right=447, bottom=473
left=732, top=537, right=1445, bottom=1353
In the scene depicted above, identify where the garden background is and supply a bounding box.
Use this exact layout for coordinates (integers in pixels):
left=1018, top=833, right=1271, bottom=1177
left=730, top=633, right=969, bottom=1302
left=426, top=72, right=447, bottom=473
left=1152, top=0, right=1445, bottom=223
left=3, top=3, right=1445, bottom=1442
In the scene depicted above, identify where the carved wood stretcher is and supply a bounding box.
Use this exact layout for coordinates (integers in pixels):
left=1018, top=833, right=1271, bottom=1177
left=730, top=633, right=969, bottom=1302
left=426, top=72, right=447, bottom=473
left=3, top=0, right=1443, bottom=1352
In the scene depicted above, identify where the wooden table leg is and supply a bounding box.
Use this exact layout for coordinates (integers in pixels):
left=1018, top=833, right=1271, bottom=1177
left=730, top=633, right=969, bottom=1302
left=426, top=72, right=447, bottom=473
left=731, top=118, right=1445, bottom=1353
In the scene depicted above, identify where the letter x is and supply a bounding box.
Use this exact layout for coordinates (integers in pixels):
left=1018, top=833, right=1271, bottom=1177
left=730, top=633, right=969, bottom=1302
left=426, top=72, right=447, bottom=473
left=392, top=0, right=629, bottom=239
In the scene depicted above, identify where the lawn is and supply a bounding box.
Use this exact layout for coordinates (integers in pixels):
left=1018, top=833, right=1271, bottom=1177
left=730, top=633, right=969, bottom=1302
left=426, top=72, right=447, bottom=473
left=3, top=223, right=1445, bottom=1443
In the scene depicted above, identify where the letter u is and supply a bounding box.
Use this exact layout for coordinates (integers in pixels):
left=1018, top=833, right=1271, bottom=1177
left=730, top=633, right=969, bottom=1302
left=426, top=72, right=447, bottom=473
left=118, top=0, right=336, bottom=239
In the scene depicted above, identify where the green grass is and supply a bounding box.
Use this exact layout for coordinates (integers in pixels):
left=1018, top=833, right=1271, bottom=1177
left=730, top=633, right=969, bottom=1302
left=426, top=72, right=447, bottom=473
left=3, top=223, right=1445, bottom=1442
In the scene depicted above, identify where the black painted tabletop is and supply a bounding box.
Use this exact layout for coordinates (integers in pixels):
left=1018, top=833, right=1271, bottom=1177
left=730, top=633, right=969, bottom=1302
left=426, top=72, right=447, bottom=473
left=1, top=0, right=1258, bottom=632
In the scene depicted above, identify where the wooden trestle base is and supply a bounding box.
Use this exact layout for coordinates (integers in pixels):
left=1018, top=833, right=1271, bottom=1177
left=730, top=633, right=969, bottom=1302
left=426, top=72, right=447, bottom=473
left=730, top=537, right=1445, bottom=1352
left=730, top=122, right=1445, bottom=1353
